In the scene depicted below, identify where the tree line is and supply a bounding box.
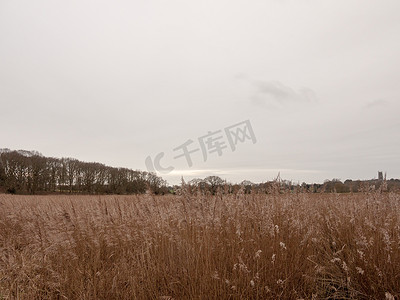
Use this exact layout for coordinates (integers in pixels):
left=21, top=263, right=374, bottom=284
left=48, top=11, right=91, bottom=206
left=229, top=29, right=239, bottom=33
left=179, top=176, right=400, bottom=195
left=0, top=149, right=168, bottom=195
left=2, top=149, right=398, bottom=195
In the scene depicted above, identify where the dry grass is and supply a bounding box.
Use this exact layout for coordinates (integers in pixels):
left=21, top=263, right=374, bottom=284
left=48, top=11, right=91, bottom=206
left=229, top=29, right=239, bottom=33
left=0, top=188, right=400, bottom=299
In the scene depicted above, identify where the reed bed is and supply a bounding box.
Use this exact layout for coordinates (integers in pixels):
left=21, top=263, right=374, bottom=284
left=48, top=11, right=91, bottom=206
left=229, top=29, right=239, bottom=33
left=0, top=188, right=399, bottom=299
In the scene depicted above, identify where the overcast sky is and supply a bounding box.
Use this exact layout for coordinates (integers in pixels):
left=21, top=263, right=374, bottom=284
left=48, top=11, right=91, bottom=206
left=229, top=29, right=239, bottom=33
left=1, top=0, right=399, bottom=185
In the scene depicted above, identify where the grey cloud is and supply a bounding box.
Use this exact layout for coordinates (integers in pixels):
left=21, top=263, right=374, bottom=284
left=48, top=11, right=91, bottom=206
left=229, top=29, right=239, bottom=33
left=364, top=99, right=389, bottom=109
left=251, top=80, right=317, bottom=107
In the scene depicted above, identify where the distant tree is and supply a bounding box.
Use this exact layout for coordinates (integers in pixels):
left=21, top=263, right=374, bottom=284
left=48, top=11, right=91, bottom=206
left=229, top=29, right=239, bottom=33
left=2, top=151, right=20, bottom=193
left=65, top=158, right=79, bottom=193
left=204, top=176, right=224, bottom=195
left=187, top=178, right=207, bottom=193
left=146, top=172, right=168, bottom=194
left=240, top=180, right=254, bottom=194
left=30, top=155, right=48, bottom=194
left=0, top=155, right=5, bottom=189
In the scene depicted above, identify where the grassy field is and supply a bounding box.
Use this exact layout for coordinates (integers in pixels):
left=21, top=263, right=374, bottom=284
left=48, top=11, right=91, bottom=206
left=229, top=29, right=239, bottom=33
left=1, top=188, right=399, bottom=299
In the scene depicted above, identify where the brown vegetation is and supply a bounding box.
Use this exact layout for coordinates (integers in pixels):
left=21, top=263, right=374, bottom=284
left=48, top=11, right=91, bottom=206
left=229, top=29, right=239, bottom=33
left=1, top=187, right=399, bottom=299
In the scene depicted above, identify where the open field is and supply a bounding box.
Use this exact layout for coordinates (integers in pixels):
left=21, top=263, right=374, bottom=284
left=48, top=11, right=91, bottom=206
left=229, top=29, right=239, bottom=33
left=1, top=189, right=400, bottom=299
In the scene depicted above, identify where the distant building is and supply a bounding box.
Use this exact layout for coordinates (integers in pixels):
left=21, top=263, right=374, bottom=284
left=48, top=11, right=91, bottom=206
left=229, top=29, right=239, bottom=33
left=378, top=171, right=383, bottom=181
